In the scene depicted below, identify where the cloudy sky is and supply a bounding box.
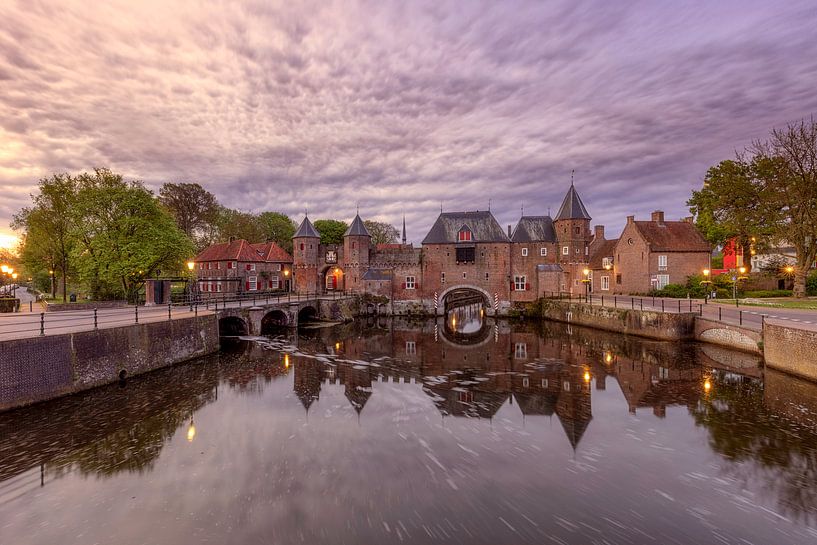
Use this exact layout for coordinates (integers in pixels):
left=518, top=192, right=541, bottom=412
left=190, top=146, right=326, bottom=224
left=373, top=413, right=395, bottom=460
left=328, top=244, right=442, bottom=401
left=1, top=0, right=816, bottom=247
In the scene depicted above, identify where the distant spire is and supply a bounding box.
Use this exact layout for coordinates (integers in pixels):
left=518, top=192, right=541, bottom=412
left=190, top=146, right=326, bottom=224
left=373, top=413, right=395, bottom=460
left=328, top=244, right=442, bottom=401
left=356, top=202, right=360, bottom=215
left=488, top=198, right=492, bottom=212
left=440, top=201, right=443, bottom=214
left=521, top=205, right=524, bottom=216
left=402, top=214, right=407, bottom=244
left=571, top=169, right=575, bottom=186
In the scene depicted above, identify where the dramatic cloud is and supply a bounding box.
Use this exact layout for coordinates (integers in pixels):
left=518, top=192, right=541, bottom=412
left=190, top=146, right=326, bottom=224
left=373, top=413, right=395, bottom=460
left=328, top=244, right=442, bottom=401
left=1, top=0, right=816, bottom=243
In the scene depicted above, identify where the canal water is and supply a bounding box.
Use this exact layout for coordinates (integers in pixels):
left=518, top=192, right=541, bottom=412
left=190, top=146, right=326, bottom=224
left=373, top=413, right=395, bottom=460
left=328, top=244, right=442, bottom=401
left=2, top=317, right=817, bottom=545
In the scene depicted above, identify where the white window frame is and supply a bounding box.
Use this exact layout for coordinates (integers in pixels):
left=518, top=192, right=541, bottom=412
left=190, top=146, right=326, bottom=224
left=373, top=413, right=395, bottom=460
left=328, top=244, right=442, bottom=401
left=602, top=257, right=611, bottom=269
left=275, top=263, right=282, bottom=271
left=514, top=275, right=526, bottom=291
left=231, top=261, right=237, bottom=269
left=271, top=276, right=280, bottom=289
left=563, top=381, right=571, bottom=392
left=405, top=276, right=416, bottom=289
left=249, top=263, right=256, bottom=271
left=406, top=341, right=416, bottom=355
left=562, top=246, right=569, bottom=255
left=540, top=247, right=547, bottom=256
left=216, top=282, right=223, bottom=293
left=249, top=276, right=258, bottom=291
left=657, top=274, right=670, bottom=289
left=521, top=248, right=528, bottom=257
left=601, top=276, right=610, bottom=291
left=522, top=377, right=530, bottom=387
left=658, top=255, right=667, bottom=271
left=441, top=272, right=445, bottom=283
left=541, top=379, right=548, bottom=388
left=514, top=343, right=527, bottom=359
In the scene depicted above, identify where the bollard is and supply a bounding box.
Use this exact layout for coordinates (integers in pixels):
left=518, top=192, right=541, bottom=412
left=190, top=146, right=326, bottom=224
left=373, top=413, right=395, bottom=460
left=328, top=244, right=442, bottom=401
left=168, top=303, right=172, bottom=320
left=194, top=303, right=198, bottom=317
left=678, top=300, right=681, bottom=313
left=662, top=300, right=665, bottom=312
left=94, top=308, right=98, bottom=329
left=631, top=298, right=634, bottom=310
left=699, top=304, right=702, bottom=317
left=689, top=300, right=692, bottom=312
left=719, top=307, right=722, bottom=321
left=135, top=305, right=139, bottom=324
left=740, top=310, right=743, bottom=325
left=762, top=314, right=765, bottom=327
left=614, top=296, right=617, bottom=308
left=640, top=298, right=643, bottom=310
left=29, top=300, right=32, bottom=312
left=40, top=312, right=45, bottom=336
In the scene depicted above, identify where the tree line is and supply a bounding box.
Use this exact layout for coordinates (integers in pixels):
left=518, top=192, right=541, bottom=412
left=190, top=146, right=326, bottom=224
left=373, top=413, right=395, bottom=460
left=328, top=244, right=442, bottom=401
left=689, top=117, right=817, bottom=297
left=12, top=170, right=400, bottom=302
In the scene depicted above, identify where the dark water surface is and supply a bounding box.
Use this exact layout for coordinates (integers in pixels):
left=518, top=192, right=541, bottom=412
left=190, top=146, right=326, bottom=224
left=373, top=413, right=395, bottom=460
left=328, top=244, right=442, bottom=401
left=2, top=318, right=817, bottom=545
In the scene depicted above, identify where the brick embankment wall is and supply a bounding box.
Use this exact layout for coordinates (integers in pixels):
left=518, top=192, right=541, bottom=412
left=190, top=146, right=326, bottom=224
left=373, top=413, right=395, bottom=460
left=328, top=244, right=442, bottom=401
left=526, top=299, right=697, bottom=341
left=763, top=321, right=817, bottom=381
left=0, top=315, right=219, bottom=411
left=46, top=300, right=129, bottom=312
left=693, top=318, right=762, bottom=355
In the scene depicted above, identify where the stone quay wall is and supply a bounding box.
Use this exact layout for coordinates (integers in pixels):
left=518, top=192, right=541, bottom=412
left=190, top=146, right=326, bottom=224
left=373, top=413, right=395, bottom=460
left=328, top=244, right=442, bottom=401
left=526, top=299, right=697, bottom=341
left=0, top=315, right=219, bottom=412
left=763, top=320, right=817, bottom=381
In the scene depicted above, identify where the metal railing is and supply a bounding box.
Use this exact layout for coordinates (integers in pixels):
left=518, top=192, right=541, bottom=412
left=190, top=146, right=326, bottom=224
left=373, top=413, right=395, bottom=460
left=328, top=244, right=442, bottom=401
left=541, top=292, right=780, bottom=330
left=0, top=290, right=359, bottom=339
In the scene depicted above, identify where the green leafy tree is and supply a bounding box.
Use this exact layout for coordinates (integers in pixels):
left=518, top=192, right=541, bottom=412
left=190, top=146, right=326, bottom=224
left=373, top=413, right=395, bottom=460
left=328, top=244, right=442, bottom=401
left=258, top=212, right=296, bottom=252
left=313, top=219, right=348, bottom=245
left=214, top=207, right=267, bottom=244
left=752, top=119, right=817, bottom=298
left=12, top=174, right=78, bottom=301
left=72, top=169, right=194, bottom=301
left=158, top=182, right=219, bottom=247
left=363, top=220, right=399, bottom=246
left=688, top=159, right=770, bottom=273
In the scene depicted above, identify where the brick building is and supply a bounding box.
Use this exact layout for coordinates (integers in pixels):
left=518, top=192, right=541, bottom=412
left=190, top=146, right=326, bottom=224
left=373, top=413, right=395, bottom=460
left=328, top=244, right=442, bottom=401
left=589, top=211, right=710, bottom=295
left=194, top=238, right=293, bottom=296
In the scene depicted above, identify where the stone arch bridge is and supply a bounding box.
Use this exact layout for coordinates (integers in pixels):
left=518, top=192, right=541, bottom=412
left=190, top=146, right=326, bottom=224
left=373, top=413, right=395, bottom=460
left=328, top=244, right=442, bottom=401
left=214, top=295, right=358, bottom=336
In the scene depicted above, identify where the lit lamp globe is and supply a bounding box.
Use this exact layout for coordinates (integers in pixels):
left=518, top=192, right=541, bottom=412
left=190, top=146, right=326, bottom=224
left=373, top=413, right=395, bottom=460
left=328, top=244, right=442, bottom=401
left=187, top=261, right=195, bottom=271
left=0, top=265, right=7, bottom=273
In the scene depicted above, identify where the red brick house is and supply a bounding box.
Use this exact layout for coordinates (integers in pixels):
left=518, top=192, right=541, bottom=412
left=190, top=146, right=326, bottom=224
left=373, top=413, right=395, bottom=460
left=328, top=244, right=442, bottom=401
left=599, top=211, right=710, bottom=294
left=194, top=238, right=293, bottom=296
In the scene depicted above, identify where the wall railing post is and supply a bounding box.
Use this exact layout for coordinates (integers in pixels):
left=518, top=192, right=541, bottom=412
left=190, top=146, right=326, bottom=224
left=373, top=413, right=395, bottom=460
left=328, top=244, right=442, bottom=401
left=719, top=307, right=722, bottom=321
left=94, top=308, right=98, bottom=329
left=40, top=312, right=45, bottom=336
left=135, top=305, right=139, bottom=324
left=662, top=300, right=664, bottom=312
left=739, top=310, right=743, bottom=325
left=168, top=303, right=172, bottom=321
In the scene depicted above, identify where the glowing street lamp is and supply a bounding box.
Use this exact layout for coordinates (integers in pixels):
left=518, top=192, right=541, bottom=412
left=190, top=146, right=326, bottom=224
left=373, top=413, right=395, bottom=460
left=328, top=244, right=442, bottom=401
left=187, top=261, right=195, bottom=271
left=581, top=268, right=591, bottom=301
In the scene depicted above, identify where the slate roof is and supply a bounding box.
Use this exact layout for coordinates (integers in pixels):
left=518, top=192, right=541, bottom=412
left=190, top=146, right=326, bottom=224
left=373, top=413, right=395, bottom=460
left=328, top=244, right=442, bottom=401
left=555, top=184, right=591, bottom=221
left=633, top=221, right=710, bottom=252
left=344, top=214, right=371, bottom=237
left=195, top=239, right=261, bottom=262
left=293, top=216, right=320, bottom=238
left=589, top=239, right=617, bottom=269
left=250, top=242, right=293, bottom=263
left=511, top=216, right=556, bottom=242
left=536, top=264, right=564, bottom=273
left=422, top=211, right=509, bottom=244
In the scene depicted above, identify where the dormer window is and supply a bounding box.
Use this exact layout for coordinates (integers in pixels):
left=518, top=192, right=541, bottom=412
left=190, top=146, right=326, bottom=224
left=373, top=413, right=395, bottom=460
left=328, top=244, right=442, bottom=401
left=457, top=226, right=473, bottom=242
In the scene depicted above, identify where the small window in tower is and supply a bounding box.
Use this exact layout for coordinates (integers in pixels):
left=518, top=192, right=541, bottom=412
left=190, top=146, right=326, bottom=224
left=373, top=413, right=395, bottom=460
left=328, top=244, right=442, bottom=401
left=562, top=246, right=569, bottom=255
left=457, top=227, right=473, bottom=242
left=540, top=247, right=547, bottom=256
left=522, top=248, right=528, bottom=257
left=575, top=227, right=580, bottom=235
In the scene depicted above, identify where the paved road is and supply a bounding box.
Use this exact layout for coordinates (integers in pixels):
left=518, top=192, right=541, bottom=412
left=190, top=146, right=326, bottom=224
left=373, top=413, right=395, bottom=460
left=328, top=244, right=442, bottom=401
left=0, top=294, right=345, bottom=341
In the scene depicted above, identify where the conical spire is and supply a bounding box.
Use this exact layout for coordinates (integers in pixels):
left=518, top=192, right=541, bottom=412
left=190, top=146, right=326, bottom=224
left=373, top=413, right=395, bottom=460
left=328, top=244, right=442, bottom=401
left=555, top=183, right=591, bottom=221
left=402, top=215, right=407, bottom=244
left=293, top=215, right=320, bottom=238
left=344, top=213, right=371, bottom=237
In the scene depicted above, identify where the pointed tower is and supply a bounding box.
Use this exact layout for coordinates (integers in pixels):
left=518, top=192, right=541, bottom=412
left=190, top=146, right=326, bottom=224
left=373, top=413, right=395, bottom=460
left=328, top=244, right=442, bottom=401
left=553, top=180, right=592, bottom=265
left=343, top=213, right=371, bottom=291
left=402, top=215, right=407, bottom=245
left=292, top=215, right=321, bottom=293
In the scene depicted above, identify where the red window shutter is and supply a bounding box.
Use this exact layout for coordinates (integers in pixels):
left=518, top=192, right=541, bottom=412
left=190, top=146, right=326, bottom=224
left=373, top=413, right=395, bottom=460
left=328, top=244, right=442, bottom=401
left=510, top=281, right=515, bottom=291
left=246, top=264, right=251, bottom=271
left=415, top=283, right=420, bottom=290
left=525, top=282, right=530, bottom=291
left=401, top=282, right=406, bottom=289
left=227, top=261, right=232, bottom=269
left=245, top=281, right=250, bottom=291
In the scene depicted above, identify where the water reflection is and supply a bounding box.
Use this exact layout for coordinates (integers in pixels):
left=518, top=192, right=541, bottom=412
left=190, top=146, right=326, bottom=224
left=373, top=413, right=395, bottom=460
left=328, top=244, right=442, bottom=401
left=2, top=318, right=817, bottom=545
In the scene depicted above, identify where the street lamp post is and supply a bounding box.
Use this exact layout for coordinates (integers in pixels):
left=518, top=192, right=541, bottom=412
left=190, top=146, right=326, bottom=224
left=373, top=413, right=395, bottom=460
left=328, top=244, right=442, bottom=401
left=582, top=268, right=591, bottom=302
left=733, top=266, right=748, bottom=306
left=700, top=268, right=712, bottom=301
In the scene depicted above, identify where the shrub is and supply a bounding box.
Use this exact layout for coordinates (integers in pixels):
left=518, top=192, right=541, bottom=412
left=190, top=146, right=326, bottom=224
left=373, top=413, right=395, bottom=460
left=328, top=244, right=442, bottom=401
left=743, top=290, right=792, bottom=298
left=715, top=288, right=731, bottom=299
left=807, top=271, right=817, bottom=296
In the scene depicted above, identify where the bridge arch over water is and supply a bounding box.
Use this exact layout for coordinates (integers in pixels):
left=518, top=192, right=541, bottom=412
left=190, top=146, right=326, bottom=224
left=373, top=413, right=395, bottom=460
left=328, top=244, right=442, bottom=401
left=439, top=285, right=492, bottom=315
left=219, top=316, right=248, bottom=336
left=261, top=310, right=289, bottom=334
left=298, top=305, right=318, bottom=324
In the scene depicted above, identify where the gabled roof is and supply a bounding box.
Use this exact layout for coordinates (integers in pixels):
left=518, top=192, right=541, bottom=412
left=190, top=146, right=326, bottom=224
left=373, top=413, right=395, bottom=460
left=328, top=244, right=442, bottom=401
left=344, top=214, right=371, bottom=237
left=511, top=216, right=556, bottom=242
left=293, top=216, right=320, bottom=238
left=589, top=239, right=617, bottom=269
left=251, top=242, right=293, bottom=263
left=422, top=211, right=509, bottom=244
left=555, top=184, right=591, bottom=221
left=195, top=239, right=261, bottom=262
left=362, top=269, right=392, bottom=281
left=633, top=221, right=710, bottom=252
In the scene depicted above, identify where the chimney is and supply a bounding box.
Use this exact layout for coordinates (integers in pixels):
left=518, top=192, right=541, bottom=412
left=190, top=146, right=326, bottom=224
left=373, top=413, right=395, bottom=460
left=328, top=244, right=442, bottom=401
left=626, top=215, right=635, bottom=225
left=682, top=216, right=693, bottom=223
left=651, top=210, right=665, bottom=225
left=229, top=236, right=236, bottom=243
left=508, top=225, right=512, bottom=238
left=594, top=225, right=605, bottom=240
